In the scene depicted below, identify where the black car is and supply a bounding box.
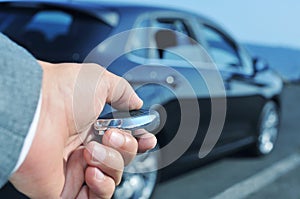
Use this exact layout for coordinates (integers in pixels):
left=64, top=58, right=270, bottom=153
left=0, top=1, right=283, bottom=198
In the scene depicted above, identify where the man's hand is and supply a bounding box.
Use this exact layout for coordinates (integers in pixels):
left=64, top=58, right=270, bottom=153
left=9, top=62, right=157, bottom=199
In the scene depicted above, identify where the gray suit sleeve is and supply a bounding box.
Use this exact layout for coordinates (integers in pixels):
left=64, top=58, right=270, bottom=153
left=0, top=34, right=42, bottom=187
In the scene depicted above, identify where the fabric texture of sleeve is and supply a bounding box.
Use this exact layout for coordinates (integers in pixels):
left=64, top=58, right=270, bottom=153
left=0, top=34, right=42, bottom=187
left=12, top=92, right=42, bottom=174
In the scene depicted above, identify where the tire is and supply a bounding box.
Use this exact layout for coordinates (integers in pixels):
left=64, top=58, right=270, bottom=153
left=113, top=146, right=160, bottom=199
left=251, top=101, right=280, bottom=156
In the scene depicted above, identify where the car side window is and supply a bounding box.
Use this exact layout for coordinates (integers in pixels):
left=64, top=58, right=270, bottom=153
left=129, top=14, right=208, bottom=63
left=0, top=8, right=114, bottom=62
left=25, top=11, right=72, bottom=41
left=202, top=25, right=242, bottom=68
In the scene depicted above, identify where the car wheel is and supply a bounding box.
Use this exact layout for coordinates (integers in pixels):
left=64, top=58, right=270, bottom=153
left=113, top=146, right=159, bottom=199
left=252, top=101, right=280, bottom=156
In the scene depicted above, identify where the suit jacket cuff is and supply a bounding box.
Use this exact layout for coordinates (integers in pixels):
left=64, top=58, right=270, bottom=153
left=11, top=92, right=42, bottom=174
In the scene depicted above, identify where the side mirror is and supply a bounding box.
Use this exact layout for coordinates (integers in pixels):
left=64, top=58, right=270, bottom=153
left=253, top=57, right=269, bottom=74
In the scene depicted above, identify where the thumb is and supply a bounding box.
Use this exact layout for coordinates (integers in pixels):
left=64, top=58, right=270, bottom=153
left=103, top=70, right=143, bottom=110
left=73, top=64, right=142, bottom=133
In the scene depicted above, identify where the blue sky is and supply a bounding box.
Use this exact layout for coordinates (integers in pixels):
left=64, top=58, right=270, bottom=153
left=108, top=0, right=300, bottom=49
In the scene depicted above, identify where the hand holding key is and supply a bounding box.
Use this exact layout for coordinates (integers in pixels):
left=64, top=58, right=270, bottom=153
left=10, top=61, right=157, bottom=199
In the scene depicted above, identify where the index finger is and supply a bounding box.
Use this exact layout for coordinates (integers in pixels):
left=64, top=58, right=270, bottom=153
left=134, top=129, right=157, bottom=153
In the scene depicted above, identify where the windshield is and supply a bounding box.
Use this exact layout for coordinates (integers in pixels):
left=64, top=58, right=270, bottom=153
left=0, top=7, right=117, bottom=62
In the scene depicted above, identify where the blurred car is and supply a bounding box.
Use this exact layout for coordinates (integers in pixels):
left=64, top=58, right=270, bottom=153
left=0, top=1, right=283, bottom=198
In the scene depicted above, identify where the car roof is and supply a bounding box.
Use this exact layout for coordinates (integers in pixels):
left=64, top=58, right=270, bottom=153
left=0, top=0, right=208, bottom=19
left=0, top=0, right=226, bottom=33
left=0, top=0, right=170, bottom=11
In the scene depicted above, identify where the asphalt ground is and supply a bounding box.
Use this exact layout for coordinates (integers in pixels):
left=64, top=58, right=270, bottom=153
left=152, top=84, right=300, bottom=199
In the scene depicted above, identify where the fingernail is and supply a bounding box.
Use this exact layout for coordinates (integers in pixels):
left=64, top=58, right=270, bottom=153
left=92, top=144, right=106, bottom=163
left=110, top=131, right=125, bottom=148
left=95, top=169, right=105, bottom=181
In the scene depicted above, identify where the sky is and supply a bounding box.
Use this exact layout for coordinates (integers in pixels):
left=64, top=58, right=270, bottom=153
left=106, top=0, right=300, bottom=49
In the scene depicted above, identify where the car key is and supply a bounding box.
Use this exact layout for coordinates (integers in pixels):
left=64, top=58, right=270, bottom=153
left=94, top=109, right=160, bottom=136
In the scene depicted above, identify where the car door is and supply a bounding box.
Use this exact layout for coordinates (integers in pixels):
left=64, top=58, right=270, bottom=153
left=118, top=12, right=227, bottom=158
left=199, top=22, right=266, bottom=145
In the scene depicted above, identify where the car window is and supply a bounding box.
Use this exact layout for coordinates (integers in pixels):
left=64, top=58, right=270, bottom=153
left=0, top=13, right=6, bottom=22
left=202, top=25, right=242, bottom=68
left=128, top=15, right=208, bottom=63
left=0, top=7, right=116, bottom=62
left=25, top=11, right=72, bottom=41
